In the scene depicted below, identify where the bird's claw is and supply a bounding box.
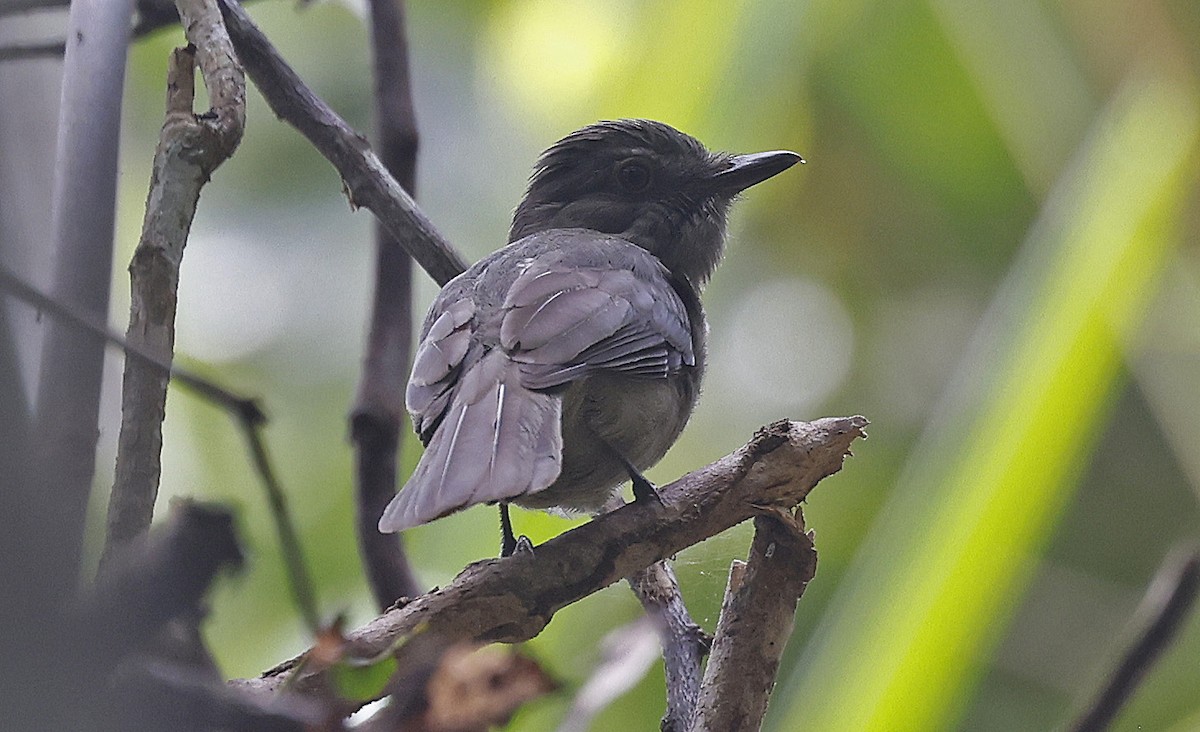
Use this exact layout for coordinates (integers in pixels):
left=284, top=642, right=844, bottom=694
left=632, top=473, right=662, bottom=505
left=514, top=535, right=536, bottom=557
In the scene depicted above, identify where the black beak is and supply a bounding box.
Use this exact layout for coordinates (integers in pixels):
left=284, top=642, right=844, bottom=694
left=712, top=150, right=804, bottom=193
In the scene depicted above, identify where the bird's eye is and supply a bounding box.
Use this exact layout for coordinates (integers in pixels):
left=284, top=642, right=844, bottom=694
left=616, top=159, right=652, bottom=192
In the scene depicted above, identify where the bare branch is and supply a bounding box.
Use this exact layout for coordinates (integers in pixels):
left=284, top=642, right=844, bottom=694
left=241, top=416, right=323, bottom=633
left=0, top=261, right=319, bottom=632
left=353, top=0, right=423, bottom=609
left=231, top=416, right=867, bottom=714
left=690, top=514, right=817, bottom=731
left=217, top=0, right=469, bottom=287
left=103, top=0, right=246, bottom=567
left=1068, top=546, right=1200, bottom=732
left=0, top=41, right=65, bottom=61
left=0, top=0, right=69, bottom=15
left=0, top=263, right=261, bottom=421
left=629, top=561, right=710, bottom=731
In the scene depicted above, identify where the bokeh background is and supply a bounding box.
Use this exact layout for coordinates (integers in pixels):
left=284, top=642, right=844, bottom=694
left=15, top=0, right=1200, bottom=729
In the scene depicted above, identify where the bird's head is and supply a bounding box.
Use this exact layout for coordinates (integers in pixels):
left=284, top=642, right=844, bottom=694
left=509, top=119, right=802, bottom=285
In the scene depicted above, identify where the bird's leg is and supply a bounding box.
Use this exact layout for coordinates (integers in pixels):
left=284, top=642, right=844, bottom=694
left=499, top=503, right=517, bottom=557
left=498, top=503, right=534, bottom=557
left=617, top=452, right=661, bottom=505
left=629, top=467, right=661, bottom=504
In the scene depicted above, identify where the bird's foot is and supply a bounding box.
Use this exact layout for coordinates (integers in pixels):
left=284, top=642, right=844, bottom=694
left=513, top=535, right=536, bottom=557
left=499, top=503, right=518, bottom=557
left=631, top=471, right=662, bottom=505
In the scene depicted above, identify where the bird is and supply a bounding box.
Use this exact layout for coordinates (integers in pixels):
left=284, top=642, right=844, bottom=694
left=378, top=119, right=802, bottom=553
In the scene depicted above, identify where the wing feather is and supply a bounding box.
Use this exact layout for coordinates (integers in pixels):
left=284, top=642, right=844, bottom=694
left=500, top=249, right=694, bottom=390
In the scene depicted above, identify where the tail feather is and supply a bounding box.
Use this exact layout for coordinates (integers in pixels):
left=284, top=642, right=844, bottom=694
left=378, top=351, right=562, bottom=533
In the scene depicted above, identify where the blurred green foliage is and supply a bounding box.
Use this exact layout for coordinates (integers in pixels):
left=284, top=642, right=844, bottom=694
left=104, top=0, right=1200, bottom=729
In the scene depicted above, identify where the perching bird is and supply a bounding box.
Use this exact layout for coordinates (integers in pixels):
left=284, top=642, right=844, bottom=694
left=378, top=119, right=801, bottom=552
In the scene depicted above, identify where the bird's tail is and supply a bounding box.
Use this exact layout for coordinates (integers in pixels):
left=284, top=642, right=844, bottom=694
left=378, top=350, right=562, bottom=533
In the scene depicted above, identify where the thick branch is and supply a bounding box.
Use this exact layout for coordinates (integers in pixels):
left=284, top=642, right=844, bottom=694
left=217, top=0, right=468, bottom=287
left=232, top=416, right=867, bottom=709
left=690, top=514, right=817, bottom=731
left=353, top=0, right=422, bottom=609
left=102, top=0, right=245, bottom=568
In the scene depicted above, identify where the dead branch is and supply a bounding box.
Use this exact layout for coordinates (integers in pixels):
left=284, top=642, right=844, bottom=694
left=217, top=0, right=469, bottom=287
left=629, top=561, right=710, bottom=731
left=690, top=514, right=818, bottom=731
left=103, top=0, right=245, bottom=567
left=231, top=416, right=867, bottom=713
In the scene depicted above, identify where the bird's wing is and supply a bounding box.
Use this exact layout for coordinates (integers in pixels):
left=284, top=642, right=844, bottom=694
left=405, top=295, right=476, bottom=443
left=385, top=277, right=565, bottom=532
left=382, top=348, right=562, bottom=532
left=499, top=245, right=695, bottom=390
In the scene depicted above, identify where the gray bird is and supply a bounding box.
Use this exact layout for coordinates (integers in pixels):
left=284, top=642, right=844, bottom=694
left=378, top=120, right=801, bottom=551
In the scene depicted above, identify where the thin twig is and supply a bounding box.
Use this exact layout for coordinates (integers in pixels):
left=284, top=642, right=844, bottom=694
left=0, top=265, right=262, bottom=427
left=242, top=423, right=322, bottom=634
left=690, top=514, right=818, bottom=731
left=0, top=42, right=66, bottom=61
left=628, top=561, right=711, bottom=731
left=103, top=0, right=246, bottom=568
left=352, top=0, right=423, bottom=609
left=217, top=0, right=469, bottom=287
left=232, top=417, right=868, bottom=714
left=0, top=0, right=69, bottom=15
left=1068, top=546, right=1200, bottom=732
left=0, top=260, right=325, bottom=634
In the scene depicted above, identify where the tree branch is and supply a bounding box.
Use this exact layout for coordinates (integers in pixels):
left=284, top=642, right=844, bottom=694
left=231, top=416, right=867, bottom=712
left=690, top=514, right=818, bottom=731
left=629, top=561, right=710, bottom=731
left=1067, top=546, right=1200, bottom=732
left=0, top=261, right=320, bottom=633
left=102, top=0, right=245, bottom=568
left=217, top=0, right=469, bottom=287
left=352, top=0, right=423, bottom=609
left=0, top=262, right=261, bottom=422
left=0, top=42, right=66, bottom=62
